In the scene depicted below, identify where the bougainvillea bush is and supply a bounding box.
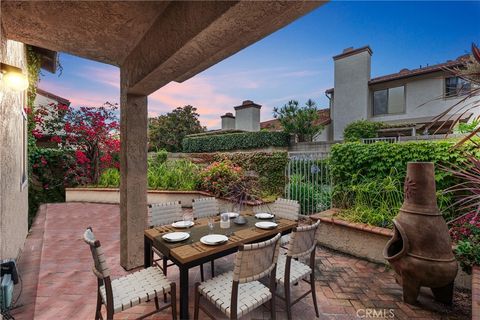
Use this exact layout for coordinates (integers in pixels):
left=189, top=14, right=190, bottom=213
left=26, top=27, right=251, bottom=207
left=31, top=102, right=120, bottom=185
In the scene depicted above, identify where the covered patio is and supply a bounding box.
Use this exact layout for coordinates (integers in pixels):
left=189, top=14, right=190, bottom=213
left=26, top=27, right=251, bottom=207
left=12, top=203, right=470, bottom=319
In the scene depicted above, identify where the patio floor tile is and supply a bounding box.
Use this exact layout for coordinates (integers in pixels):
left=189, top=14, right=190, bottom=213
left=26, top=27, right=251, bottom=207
left=10, top=203, right=472, bottom=320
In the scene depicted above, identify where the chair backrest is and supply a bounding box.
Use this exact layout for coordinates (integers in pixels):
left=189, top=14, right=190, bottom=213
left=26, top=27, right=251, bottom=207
left=148, top=201, right=183, bottom=227
left=83, top=227, right=110, bottom=279
left=274, top=198, right=300, bottom=221
left=287, top=220, right=320, bottom=259
left=192, top=197, right=219, bottom=218
left=233, top=233, right=281, bottom=284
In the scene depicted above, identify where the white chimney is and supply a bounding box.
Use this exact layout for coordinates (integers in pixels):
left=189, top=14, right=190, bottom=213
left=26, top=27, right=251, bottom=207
left=221, top=112, right=235, bottom=130
left=332, top=46, right=372, bottom=140
left=234, top=100, right=261, bottom=132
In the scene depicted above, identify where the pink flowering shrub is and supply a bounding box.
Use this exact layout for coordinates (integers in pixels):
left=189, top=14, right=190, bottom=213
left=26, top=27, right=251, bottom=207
left=198, top=161, right=243, bottom=197
left=32, top=102, right=120, bottom=185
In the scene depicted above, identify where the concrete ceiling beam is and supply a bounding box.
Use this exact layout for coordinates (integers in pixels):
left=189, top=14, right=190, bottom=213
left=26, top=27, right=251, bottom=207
left=123, top=1, right=325, bottom=96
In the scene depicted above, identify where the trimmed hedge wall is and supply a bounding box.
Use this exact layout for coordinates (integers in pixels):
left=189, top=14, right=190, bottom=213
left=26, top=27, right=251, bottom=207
left=182, top=131, right=289, bottom=153
left=330, top=140, right=475, bottom=189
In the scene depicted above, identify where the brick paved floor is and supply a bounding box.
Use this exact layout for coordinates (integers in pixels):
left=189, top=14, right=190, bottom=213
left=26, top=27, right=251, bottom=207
left=11, top=203, right=471, bottom=319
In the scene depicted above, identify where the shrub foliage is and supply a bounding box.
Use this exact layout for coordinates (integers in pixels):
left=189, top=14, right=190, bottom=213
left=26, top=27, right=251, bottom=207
left=343, top=120, right=384, bottom=142
left=330, top=140, right=477, bottom=225
left=182, top=131, right=289, bottom=153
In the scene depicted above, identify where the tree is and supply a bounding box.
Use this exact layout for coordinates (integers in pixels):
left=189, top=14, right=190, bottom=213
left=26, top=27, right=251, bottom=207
left=32, top=102, right=120, bottom=185
left=149, top=105, right=205, bottom=152
left=273, top=99, right=324, bottom=142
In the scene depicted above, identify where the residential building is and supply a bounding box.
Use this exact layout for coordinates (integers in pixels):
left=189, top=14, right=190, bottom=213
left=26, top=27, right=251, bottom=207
left=322, top=46, right=476, bottom=141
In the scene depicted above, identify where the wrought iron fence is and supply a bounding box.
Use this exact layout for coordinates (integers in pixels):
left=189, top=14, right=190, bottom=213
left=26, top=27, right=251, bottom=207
left=284, top=151, right=332, bottom=215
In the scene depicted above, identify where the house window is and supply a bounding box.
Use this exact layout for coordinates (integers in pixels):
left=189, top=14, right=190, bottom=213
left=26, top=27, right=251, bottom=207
left=373, top=86, right=405, bottom=116
left=445, top=76, right=471, bottom=97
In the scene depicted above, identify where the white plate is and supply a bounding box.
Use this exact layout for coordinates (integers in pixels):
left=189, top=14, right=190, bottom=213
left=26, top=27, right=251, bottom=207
left=162, top=232, right=190, bottom=242
left=200, top=234, right=228, bottom=245
left=255, top=222, right=278, bottom=230
left=224, top=212, right=239, bottom=219
left=255, top=213, right=274, bottom=219
left=172, top=220, right=194, bottom=228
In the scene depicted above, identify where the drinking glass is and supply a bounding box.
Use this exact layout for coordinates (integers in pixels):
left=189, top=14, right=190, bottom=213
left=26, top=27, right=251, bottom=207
left=208, top=217, right=215, bottom=234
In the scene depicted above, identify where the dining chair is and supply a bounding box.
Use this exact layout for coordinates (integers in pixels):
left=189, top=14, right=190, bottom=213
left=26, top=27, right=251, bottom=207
left=194, top=233, right=281, bottom=320
left=192, top=197, right=219, bottom=218
left=273, top=198, right=300, bottom=247
left=83, top=227, right=177, bottom=320
left=275, top=220, right=320, bottom=320
left=192, top=197, right=219, bottom=280
left=148, top=202, right=183, bottom=275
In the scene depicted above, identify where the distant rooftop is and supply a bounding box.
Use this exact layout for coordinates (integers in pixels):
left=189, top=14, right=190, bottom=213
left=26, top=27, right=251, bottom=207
left=260, top=109, right=330, bottom=131
left=325, top=53, right=469, bottom=94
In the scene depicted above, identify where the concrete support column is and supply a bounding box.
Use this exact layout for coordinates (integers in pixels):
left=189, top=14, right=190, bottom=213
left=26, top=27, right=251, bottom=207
left=120, top=79, right=148, bottom=270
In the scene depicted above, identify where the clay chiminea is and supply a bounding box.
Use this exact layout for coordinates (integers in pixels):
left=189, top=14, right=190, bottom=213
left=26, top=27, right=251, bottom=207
left=383, top=162, right=458, bottom=305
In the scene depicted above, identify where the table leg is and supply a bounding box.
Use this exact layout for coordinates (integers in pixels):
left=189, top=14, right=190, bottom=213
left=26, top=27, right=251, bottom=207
left=144, top=236, right=152, bottom=268
left=179, top=266, right=189, bottom=319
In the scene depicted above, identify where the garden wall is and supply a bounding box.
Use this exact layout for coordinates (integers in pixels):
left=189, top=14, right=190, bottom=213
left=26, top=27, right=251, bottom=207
left=312, top=209, right=472, bottom=290
left=65, top=188, right=265, bottom=211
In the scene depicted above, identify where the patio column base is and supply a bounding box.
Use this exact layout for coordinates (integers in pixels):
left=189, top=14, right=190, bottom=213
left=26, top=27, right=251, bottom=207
left=120, top=82, right=148, bottom=270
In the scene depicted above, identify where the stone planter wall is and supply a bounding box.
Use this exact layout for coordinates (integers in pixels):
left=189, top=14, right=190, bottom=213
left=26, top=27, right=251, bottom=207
left=65, top=187, right=265, bottom=210
left=311, top=209, right=472, bottom=290
left=473, top=266, right=480, bottom=319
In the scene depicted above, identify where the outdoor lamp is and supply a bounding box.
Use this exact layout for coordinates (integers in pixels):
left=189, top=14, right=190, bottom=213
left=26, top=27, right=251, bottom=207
left=0, top=62, right=29, bottom=92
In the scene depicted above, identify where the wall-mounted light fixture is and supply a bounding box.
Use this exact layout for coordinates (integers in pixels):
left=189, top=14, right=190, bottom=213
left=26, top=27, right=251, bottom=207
left=1, top=62, right=29, bottom=92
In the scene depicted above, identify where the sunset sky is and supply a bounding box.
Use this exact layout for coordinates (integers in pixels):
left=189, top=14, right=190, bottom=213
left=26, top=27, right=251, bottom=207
left=38, top=1, right=480, bottom=129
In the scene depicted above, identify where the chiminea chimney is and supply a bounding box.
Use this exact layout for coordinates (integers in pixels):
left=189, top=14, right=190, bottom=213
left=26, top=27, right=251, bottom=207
left=234, top=100, right=261, bottom=132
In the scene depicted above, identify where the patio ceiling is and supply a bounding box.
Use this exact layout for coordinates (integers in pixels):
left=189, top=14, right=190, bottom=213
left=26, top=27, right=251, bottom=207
left=1, top=0, right=325, bottom=95
left=2, top=0, right=326, bottom=272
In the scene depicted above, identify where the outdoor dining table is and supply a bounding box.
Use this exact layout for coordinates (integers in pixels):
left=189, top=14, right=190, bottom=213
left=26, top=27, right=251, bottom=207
left=144, top=212, right=298, bottom=319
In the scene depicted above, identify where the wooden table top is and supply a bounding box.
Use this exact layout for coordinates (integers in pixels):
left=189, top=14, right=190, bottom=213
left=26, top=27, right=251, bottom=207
left=144, top=214, right=297, bottom=265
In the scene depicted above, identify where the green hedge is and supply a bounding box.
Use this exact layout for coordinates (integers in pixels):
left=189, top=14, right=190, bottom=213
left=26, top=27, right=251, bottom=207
left=330, top=140, right=478, bottom=216
left=182, top=131, right=289, bottom=153
left=331, top=141, right=475, bottom=188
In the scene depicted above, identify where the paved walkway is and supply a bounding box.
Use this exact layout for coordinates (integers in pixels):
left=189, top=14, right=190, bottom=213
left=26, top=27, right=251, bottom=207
left=11, top=203, right=470, bottom=319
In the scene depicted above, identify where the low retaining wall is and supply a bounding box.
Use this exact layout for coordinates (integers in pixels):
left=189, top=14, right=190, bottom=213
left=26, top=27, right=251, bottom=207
left=473, top=266, right=480, bottom=319
left=311, top=209, right=472, bottom=290
left=65, top=188, right=265, bottom=211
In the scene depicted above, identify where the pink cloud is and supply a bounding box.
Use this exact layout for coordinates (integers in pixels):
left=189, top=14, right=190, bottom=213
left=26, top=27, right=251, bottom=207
left=149, top=76, right=240, bottom=129
left=38, top=79, right=118, bottom=108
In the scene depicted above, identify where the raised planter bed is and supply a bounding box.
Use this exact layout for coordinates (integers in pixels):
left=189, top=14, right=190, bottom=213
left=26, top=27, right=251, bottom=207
left=311, top=208, right=472, bottom=290
left=473, top=266, right=480, bottom=319
left=65, top=187, right=265, bottom=210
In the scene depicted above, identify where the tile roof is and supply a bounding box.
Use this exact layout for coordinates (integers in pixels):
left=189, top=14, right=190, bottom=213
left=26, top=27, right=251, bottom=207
left=36, top=88, right=71, bottom=106
left=260, top=109, right=330, bottom=131
left=325, top=54, right=470, bottom=93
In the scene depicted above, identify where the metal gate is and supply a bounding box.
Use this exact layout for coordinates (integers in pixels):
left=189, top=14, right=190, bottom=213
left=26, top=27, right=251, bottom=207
left=285, top=151, right=332, bottom=215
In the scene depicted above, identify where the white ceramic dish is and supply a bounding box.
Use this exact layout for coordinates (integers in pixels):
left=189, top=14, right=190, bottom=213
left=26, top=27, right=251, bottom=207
left=224, top=212, right=239, bottom=219
left=200, top=234, right=228, bottom=245
left=255, top=221, right=278, bottom=230
left=172, top=220, right=194, bottom=228
left=255, top=213, right=274, bottom=219
left=162, top=232, right=190, bottom=243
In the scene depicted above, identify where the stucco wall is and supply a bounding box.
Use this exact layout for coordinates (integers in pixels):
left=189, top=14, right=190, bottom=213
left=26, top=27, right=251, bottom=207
left=332, top=51, right=371, bottom=140
left=0, top=35, right=28, bottom=260
left=369, top=73, right=480, bottom=123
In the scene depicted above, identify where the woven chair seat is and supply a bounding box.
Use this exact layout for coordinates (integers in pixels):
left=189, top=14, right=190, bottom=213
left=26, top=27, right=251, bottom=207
left=100, top=267, right=171, bottom=313
left=280, top=234, right=291, bottom=246
left=276, top=255, right=312, bottom=287
left=198, top=271, right=271, bottom=318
